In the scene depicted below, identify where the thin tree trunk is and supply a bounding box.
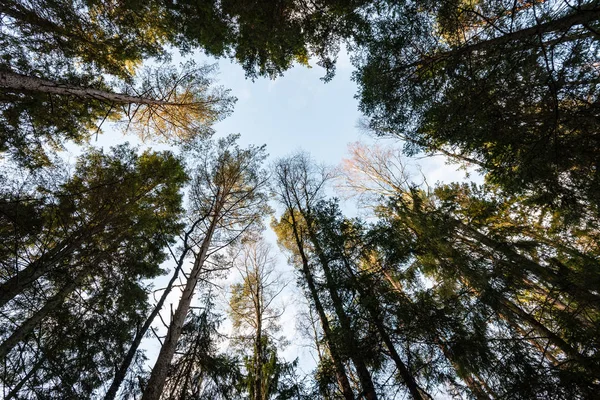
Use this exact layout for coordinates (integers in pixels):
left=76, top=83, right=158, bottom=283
left=103, top=215, right=208, bottom=400
left=380, top=267, right=488, bottom=399
left=254, top=318, right=263, bottom=400
left=103, top=251, right=187, bottom=400
left=0, top=233, right=91, bottom=308
left=373, top=315, right=427, bottom=400
left=459, top=275, right=598, bottom=374
left=500, top=296, right=594, bottom=370
left=254, top=282, right=263, bottom=400
left=347, top=261, right=426, bottom=399
left=303, top=215, right=378, bottom=400
left=287, top=211, right=355, bottom=400
left=436, top=339, right=492, bottom=400
left=141, top=204, right=222, bottom=400
left=457, top=222, right=600, bottom=309
left=0, top=274, right=82, bottom=359
left=5, top=357, right=45, bottom=400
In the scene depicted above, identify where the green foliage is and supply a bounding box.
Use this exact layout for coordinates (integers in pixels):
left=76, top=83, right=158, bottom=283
left=354, top=0, right=600, bottom=220
left=164, top=290, right=243, bottom=400
left=0, top=144, right=187, bottom=398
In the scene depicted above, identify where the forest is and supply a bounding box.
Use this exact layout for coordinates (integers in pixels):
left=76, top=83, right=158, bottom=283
left=1, top=0, right=599, bottom=399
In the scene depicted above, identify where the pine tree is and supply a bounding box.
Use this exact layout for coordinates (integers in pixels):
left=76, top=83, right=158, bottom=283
left=141, top=135, right=270, bottom=400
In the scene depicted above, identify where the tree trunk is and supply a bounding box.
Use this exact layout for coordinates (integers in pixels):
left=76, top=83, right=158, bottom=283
left=254, top=282, right=263, bottom=400
left=303, top=214, right=378, bottom=400
left=0, top=274, right=82, bottom=359
left=436, top=339, right=492, bottom=400
left=287, top=211, right=355, bottom=400
left=395, top=5, right=600, bottom=72
left=373, top=314, right=427, bottom=399
left=141, top=205, right=221, bottom=400
left=5, top=357, right=45, bottom=400
left=0, top=70, right=183, bottom=107
left=500, top=295, right=594, bottom=371
left=459, top=275, right=598, bottom=375
left=104, top=214, right=208, bottom=400
left=0, top=232, right=92, bottom=308
left=457, top=221, right=600, bottom=309
left=103, top=250, right=187, bottom=400
left=380, top=266, right=488, bottom=399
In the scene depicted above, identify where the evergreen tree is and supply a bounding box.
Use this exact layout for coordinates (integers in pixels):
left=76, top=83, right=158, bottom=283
left=142, top=135, right=270, bottom=400
left=354, top=0, right=600, bottom=219
left=0, top=144, right=187, bottom=398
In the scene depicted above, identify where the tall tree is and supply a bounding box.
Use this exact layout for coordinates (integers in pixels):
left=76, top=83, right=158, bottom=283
left=272, top=152, right=378, bottom=400
left=354, top=0, right=600, bottom=219
left=162, top=288, right=243, bottom=400
left=340, top=142, right=600, bottom=396
left=1, top=62, right=234, bottom=167
left=0, top=144, right=187, bottom=398
left=141, top=135, right=270, bottom=400
left=228, top=238, right=299, bottom=400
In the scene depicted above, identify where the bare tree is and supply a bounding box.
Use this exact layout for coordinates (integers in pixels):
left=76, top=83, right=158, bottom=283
left=229, top=238, right=289, bottom=400
left=141, top=135, right=270, bottom=400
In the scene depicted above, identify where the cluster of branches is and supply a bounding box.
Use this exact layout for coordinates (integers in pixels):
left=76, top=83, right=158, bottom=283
left=271, top=149, right=600, bottom=399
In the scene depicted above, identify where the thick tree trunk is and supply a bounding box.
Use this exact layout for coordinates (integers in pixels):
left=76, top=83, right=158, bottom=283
left=0, top=274, right=81, bottom=359
left=0, top=70, right=182, bottom=106
left=288, top=211, right=355, bottom=400
left=141, top=205, right=221, bottom=400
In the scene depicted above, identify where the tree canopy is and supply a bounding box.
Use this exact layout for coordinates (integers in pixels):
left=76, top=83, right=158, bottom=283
left=1, top=0, right=600, bottom=399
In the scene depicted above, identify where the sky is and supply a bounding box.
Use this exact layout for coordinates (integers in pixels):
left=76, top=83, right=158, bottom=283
left=87, top=48, right=481, bottom=395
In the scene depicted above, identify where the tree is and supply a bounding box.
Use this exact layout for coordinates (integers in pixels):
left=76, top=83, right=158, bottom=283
left=0, top=0, right=172, bottom=79
left=354, top=0, right=600, bottom=219
left=167, top=0, right=371, bottom=80
left=141, top=135, right=270, bottom=400
left=339, top=142, right=600, bottom=396
left=0, top=144, right=187, bottom=398
left=272, top=152, right=379, bottom=400
left=163, top=288, right=243, bottom=400
left=1, top=62, right=234, bottom=167
left=228, top=238, right=299, bottom=400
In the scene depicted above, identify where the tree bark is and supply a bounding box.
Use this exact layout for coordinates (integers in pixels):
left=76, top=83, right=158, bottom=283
left=5, top=357, right=45, bottom=400
left=303, top=213, right=378, bottom=400
left=287, top=211, right=355, bottom=400
left=0, top=70, right=185, bottom=107
left=103, top=249, right=188, bottom=400
left=254, top=279, right=263, bottom=400
left=395, top=5, right=600, bottom=72
left=141, top=203, right=222, bottom=400
left=0, top=234, right=87, bottom=308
